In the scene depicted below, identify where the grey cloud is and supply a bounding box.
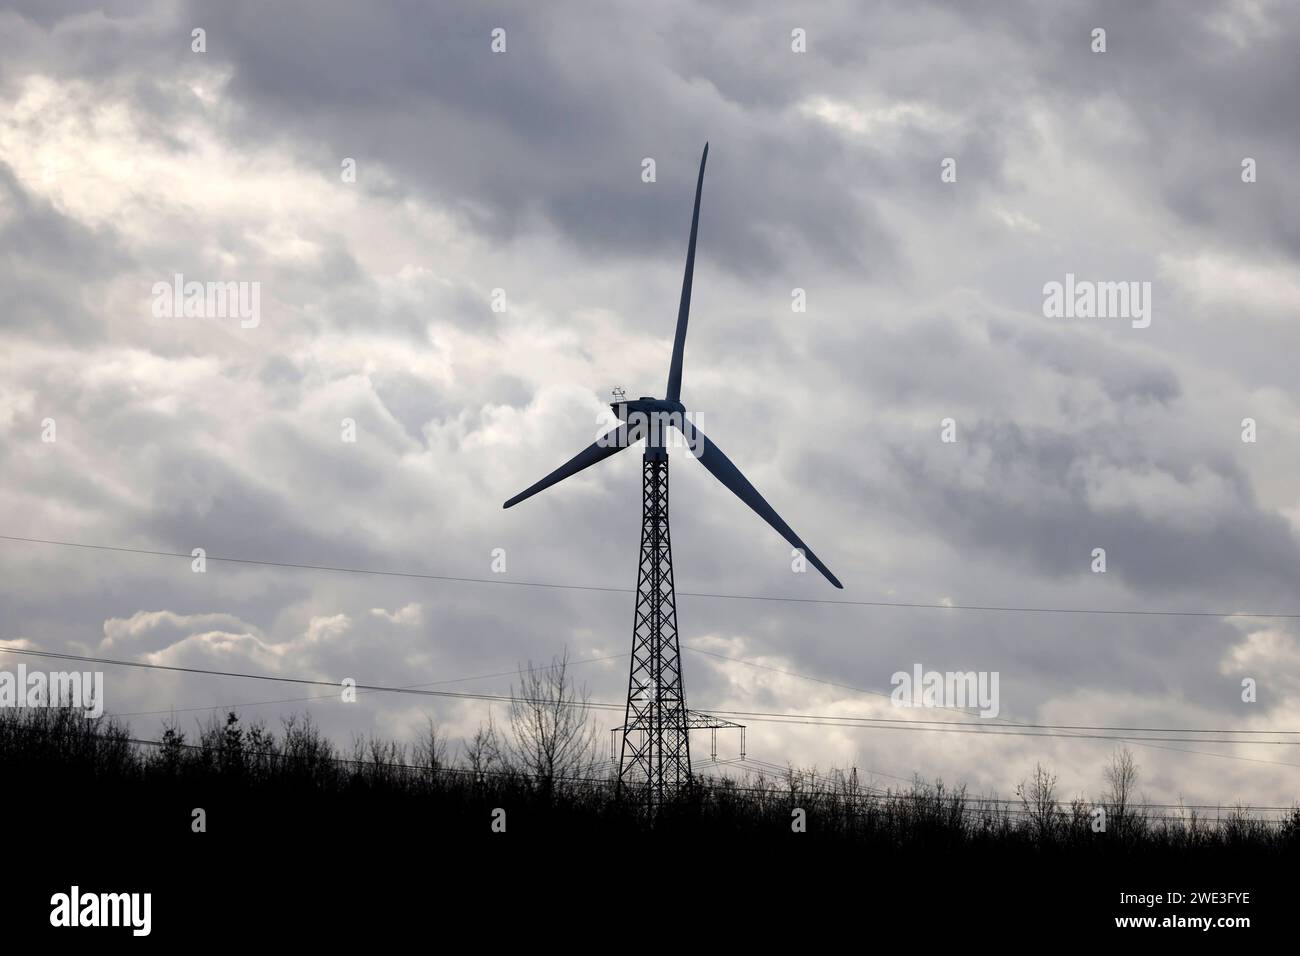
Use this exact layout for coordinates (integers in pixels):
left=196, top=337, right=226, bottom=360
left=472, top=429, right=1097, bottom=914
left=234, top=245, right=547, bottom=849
left=0, top=164, right=132, bottom=339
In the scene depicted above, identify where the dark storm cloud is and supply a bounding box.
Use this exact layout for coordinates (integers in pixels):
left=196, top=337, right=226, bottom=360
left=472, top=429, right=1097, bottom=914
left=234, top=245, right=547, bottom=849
left=134, top=0, right=901, bottom=279
left=882, top=417, right=1300, bottom=595
left=805, top=297, right=1300, bottom=610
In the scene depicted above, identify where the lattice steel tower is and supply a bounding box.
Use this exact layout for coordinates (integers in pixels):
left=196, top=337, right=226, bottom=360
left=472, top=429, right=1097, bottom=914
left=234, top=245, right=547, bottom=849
left=503, top=144, right=842, bottom=810
left=618, top=447, right=690, bottom=800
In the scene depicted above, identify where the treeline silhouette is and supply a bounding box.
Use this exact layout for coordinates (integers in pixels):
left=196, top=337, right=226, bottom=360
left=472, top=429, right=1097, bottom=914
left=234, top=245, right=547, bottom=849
left=5, top=702, right=1297, bottom=862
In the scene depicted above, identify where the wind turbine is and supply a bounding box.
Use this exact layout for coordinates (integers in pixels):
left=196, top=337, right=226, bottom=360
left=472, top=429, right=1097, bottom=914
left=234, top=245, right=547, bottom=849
left=503, top=143, right=842, bottom=807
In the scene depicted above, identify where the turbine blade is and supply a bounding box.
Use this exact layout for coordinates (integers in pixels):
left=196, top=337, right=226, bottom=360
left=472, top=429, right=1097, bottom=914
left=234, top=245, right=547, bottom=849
left=665, top=143, right=708, bottom=404
left=502, top=425, right=636, bottom=509
left=680, top=420, right=843, bottom=588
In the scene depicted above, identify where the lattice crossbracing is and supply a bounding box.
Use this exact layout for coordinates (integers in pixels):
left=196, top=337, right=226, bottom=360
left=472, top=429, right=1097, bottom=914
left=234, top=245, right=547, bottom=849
left=617, top=450, right=692, bottom=805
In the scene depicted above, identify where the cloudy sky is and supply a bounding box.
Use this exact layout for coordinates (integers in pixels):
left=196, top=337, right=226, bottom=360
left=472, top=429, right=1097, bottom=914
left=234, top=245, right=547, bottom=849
left=2, top=0, right=1299, bottom=809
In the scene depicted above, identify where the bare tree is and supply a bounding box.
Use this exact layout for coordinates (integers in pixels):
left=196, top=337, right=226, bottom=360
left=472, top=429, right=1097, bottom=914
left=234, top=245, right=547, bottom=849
left=504, top=649, right=601, bottom=790
left=462, top=715, right=503, bottom=784
left=1017, top=762, right=1059, bottom=843
left=414, top=716, right=449, bottom=774
left=1104, top=746, right=1139, bottom=835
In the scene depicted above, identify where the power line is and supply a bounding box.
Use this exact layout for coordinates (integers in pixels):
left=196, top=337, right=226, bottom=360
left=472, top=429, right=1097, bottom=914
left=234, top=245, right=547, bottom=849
left=700, top=710, right=1300, bottom=746
left=73, top=628, right=1296, bottom=779
left=686, top=642, right=1300, bottom=770
left=4, top=643, right=1298, bottom=750
left=738, top=756, right=1296, bottom=814
left=5, top=535, right=1294, bottom=774
left=0, top=644, right=626, bottom=712
left=4, top=532, right=1299, bottom=619
left=102, top=735, right=789, bottom=800
left=682, top=645, right=1298, bottom=734
left=88, top=737, right=1291, bottom=818
left=7, top=632, right=1285, bottom=766
left=106, top=652, right=630, bottom=719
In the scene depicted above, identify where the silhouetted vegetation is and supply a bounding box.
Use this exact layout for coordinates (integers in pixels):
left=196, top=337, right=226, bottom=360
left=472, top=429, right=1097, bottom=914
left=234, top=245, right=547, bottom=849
left=4, top=702, right=1297, bottom=865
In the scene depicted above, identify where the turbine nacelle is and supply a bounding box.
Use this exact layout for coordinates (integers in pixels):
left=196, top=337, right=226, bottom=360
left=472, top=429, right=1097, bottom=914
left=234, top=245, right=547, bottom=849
left=611, top=397, right=687, bottom=419
left=610, top=397, right=695, bottom=458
